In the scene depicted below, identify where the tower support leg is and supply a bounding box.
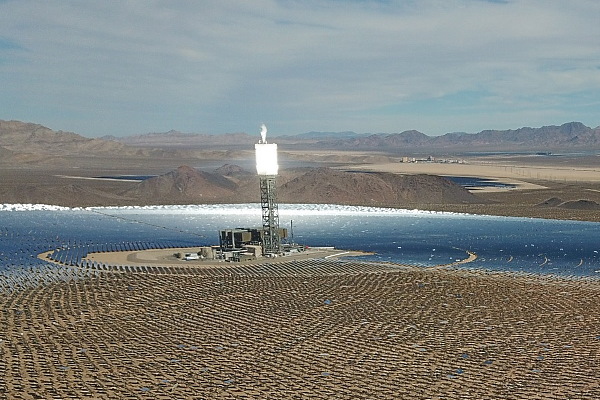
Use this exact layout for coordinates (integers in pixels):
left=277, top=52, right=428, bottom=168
left=259, top=175, right=280, bottom=255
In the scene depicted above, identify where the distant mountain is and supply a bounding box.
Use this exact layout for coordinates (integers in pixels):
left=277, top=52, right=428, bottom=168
left=319, top=130, right=430, bottom=149
left=4, top=119, right=599, bottom=157
left=114, top=130, right=256, bottom=148
left=0, top=120, right=205, bottom=162
left=113, top=130, right=373, bottom=149
left=431, top=121, right=600, bottom=149
left=315, top=122, right=600, bottom=151
left=278, top=131, right=369, bottom=141
left=112, top=130, right=371, bottom=147
left=0, top=120, right=127, bottom=155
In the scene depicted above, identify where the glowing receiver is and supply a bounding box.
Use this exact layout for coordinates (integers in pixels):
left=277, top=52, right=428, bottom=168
left=255, top=143, right=279, bottom=176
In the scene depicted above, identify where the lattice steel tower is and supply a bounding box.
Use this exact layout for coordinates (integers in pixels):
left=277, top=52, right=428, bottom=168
left=255, top=124, right=281, bottom=255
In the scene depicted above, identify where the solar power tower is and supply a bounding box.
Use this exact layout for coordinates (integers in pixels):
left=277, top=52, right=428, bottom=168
left=255, top=124, right=281, bottom=255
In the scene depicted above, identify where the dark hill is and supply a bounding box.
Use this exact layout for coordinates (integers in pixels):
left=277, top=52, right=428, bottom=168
left=112, top=166, right=484, bottom=207
left=558, top=200, right=600, bottom=210
left=278, top=168, right=482, bottom=206
left=535, top=198, right=600, bottom=210
left=0, top=179, right=139, bottom=207
left=214, top=164, right=252, bottom=176
left=121, top=165, right=237, bottom=202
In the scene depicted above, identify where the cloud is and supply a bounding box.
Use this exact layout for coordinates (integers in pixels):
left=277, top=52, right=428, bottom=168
left=1, top=0, right=599, bottom=136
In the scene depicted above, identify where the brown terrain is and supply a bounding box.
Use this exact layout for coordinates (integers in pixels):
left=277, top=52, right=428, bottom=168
left=1, top=119, right=600, bottom=221
left=1, top=119, right=600, bottom=399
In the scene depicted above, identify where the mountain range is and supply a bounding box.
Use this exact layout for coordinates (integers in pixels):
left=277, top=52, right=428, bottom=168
left=112, top=121, right=600, bottom=151
left=0, top=120, right=126, bottom=155
left=320, top=122, right=600, bottom=151
left=2, top=120, right=600, bottom=155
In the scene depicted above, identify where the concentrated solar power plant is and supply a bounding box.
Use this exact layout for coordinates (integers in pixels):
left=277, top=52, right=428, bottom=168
left=1, top=204, right=600, bottom=398
left=255, top=124, right=281, bottom=255
left=1, top=204, right=599, bottom=277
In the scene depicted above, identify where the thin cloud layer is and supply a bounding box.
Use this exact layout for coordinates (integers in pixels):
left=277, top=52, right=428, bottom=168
left=1, top=0, right=599, bottom=136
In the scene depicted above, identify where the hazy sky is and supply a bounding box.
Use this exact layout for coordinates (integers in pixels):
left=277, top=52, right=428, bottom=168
left=1, top=0, right=600, bottom=137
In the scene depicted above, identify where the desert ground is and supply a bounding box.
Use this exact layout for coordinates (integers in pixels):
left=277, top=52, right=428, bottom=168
left=2, top=149, right=599, bottom=220
left=335, top=152, right=600, bottom=221
left=1, top=148, right=599, bottom=398
left=344, top=155, right=600, bottom=185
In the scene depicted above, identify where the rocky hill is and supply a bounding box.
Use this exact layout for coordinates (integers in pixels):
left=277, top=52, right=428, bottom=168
left=536, top=197, right=600, bottom=211
left=0, top=120, right=203, bottom=162
left=278, top=168, right=480, bottom=206
left=116, top=165, right=483, bottom=207
left=0, top=120, right=127, bottom=155
left=120, top=165, right=237, bottom=202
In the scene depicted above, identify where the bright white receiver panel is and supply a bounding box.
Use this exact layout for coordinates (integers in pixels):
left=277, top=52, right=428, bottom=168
left=255, top=143, right=279, bottom=175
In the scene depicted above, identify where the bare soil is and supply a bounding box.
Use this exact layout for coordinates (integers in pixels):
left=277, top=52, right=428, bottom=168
left=2, top=150, right=599, bottom=221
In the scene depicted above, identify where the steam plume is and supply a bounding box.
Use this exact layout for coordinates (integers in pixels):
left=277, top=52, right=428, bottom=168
left=260, top=123, right=267, bottom=143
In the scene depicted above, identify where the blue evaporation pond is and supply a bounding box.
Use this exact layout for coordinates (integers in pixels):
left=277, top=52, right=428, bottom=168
left=447, top=176, right=516, bottom=189
left=1, top=204, right=599, bottom=277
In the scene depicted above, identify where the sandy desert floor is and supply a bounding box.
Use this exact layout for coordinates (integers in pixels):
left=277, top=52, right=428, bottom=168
left=342, top=157, right=600, bottom=185
left=338, top=153, right=600, bottom=221
left=1, top=256, right=599, bottom=399
left=2, top=150, right=600, bottom=220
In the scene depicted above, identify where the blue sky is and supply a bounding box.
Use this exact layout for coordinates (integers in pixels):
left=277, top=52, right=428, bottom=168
left=1, top=0, right=599, bottom=137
